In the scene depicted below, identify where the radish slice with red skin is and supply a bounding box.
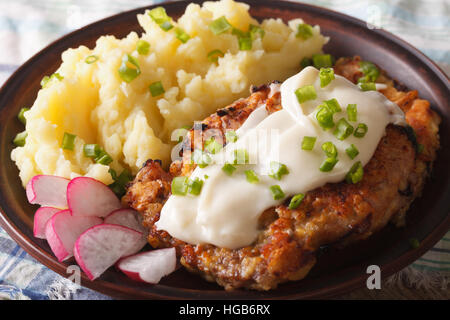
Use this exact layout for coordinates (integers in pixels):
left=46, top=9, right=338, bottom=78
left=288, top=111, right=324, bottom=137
left=117, top=248, right=176, bottom=284
left=26, top=175, right=69, bottom=208
left=67, top=177, right=122, bottom=217
left=33, top=207, right=60, bottom=239
left=104, top=209, right=146, bottom=233
left=104, top=209, right=148, bottom=251
left=74, top=224, right=144, bottom=280
left=45, top=210, right=102, bottom=262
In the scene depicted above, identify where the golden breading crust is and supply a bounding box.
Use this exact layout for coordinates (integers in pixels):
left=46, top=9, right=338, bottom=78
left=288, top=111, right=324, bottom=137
left=123, top=56, right=441, bottom=291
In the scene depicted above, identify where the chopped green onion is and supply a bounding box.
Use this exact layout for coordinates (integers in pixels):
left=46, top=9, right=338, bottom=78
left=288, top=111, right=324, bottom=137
left=93, top=149, right=113, bottom=165
left=238, top=36, right=252, bottom=51
left=117, top=169, right=133, bottom=186
left=296, top=23, right=314, bottom=40
left=149, top=81, right=165, bottom=97
left=333, top=118, right=354, bottom=141
left=207, top=49, right=224, bottom=63
left=148, top=6, right=173, bottom=31
left=61, top=132, right=76, bottom=150
left=222, top=163, right=236, bottom=176
left=357, top=76, right=369, bottom=84
left=301, top=136, right=316, bottom=151
left=160, top=21, right=173, bottom=31
left=83, top=144, right=101, bottom=158
left=148, top=7, right=172, bottom=30
left=225, top=130, right=238, bottom=143
left=354, top=123, right=368, bottom=138
left=249, top=24, right=265, bottom=39
left=109, top=182, right=126, bottom=198
left=85, top=55, right=99, bottom=64
left=324, top=98, right=341, bottom=113
left=18, top=107, right=30, bottom=125
left=188, top=178, right=204, bottom=196
left=245, top=170, right=259, bottom=184
left=148, top=7, right=170, bottom=24
left=409, top=238, right=420, bottom=249
left=136, top=40, right=150, bottom=55
left=13, top=131, right=27, bottom=147
left=346, top=161, right=363, bottom=184
left=359, top=61, right=380, bottom=82
left=269, top=161, right=289, bottom=180
left=52, top=73, right=64, bottom=81
left=118, top=54, right=141, bottom=83
left=204, top=174, right=209, bottom=179
left=204, top=137, right=222, bottom=154
left=319, top=157, right=339, bottom=172
left=108, top=168, right=133, bottom=197
left=359, top=82, right=376, bottom=91
left=270, top=185, right=285, bottom=200
left=209, top=16, right=232, bottom=35
left=288, top=193, right=305, bottom=210
left=347, top=104, right=357, bottom=122
left=321, top=142, right=338, bottom=158
left=316, top=104, right=335, bottom=130
left=300, top=57, right=312, bottom=69
left=312, top=54, right=334, bottom=69
left=40, top=76, right=50, bottom=88
left=231, top=27, right=244, bottom=38
left=40, top=73, right=63, bottom=88
left=233, top=149, right=249, bottom=165
left=174, top=27, right=190, bottom=43
left=345, top=144, right=359, bottom=159
left=231, top=27, right=247, bottom=37
left=319, top=67, right=335, bottom=87
left=171, top=176, right=188, bottom=196
left=191, top=149, right=212, bottom=168
left=96, top=153, right=113, bottom=165
left=108, top=168, right=118, bottom=181
left=231, top=28, right=253, bottom=50
left=295, top=85, right=317, bottom=104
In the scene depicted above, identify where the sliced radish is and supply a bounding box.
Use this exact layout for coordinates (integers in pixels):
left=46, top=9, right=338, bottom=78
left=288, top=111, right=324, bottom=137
left=33, top=207, right=61, bottom=239
left=104, top=209, right=146, bottom=233
left=74, top=224, right=144, bottom=280
left=45, top=210, right=102, bottom=262
left=104, top=209, right=148, bottom=251
left=26, top=175, right=69, bottom=208
left=117, top=248, right=176, bottom=284
left=67, top=177, right=122, bottom=217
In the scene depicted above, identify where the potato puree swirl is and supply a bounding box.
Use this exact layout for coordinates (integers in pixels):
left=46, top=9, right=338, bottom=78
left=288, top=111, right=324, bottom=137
left=156, top=66, right=406, bottom=249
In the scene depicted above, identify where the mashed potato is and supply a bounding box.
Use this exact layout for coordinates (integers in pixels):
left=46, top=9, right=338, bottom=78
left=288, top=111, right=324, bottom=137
left=11, top=0, right=327, bottom=187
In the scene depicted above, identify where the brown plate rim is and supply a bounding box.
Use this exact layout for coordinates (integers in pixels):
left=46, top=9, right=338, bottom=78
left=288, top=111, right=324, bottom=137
left=0, top=0, right=449, bottom=300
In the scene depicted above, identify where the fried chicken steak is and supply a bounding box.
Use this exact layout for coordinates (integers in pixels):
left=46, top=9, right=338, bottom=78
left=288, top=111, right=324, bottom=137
left=123, top=56, right=440, bottom=291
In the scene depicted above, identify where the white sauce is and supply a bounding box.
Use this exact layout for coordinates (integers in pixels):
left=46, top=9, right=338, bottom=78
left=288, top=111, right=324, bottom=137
left=156, top=67, right=405, bottom=249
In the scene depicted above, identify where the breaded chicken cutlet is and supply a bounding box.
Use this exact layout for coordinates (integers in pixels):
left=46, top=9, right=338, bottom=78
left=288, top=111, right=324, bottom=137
left=123, top=56, right=440, bottom=291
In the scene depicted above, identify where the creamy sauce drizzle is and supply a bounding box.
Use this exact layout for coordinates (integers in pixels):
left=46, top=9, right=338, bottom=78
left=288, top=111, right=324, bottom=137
left=156, top=67, right=405, bottom=249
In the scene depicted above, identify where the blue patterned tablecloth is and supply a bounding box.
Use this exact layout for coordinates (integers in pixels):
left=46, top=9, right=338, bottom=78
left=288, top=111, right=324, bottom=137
left=0, top=0, right=448, bottom=300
